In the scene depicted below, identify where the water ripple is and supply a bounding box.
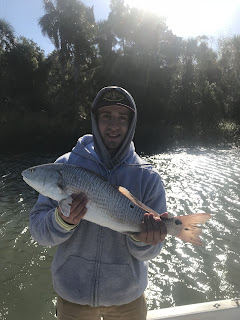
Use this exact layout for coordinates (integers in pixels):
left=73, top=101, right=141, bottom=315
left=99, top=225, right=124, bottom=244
left=145, top=148, right=240, bottom=309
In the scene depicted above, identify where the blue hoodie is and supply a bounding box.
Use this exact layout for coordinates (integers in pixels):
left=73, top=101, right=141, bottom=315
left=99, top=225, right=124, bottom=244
left=29, top=87, right=167, bottom=307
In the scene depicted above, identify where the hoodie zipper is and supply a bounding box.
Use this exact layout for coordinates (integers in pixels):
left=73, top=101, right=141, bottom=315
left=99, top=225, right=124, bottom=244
left=92, top=225, right=103, bottom=307
left=92, top=166, right=113, bottom=307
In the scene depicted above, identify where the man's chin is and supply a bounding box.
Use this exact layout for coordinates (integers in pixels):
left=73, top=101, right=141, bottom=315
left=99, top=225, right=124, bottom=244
left=105, top=142, right=121, bottom=155
left=105, top=139, right=121, bottom=148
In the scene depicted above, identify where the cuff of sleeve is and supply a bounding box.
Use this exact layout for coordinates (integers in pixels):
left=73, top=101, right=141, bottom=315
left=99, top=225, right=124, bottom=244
left=54, top=208, right=78, bottom=231
left=130, top=235, right=140, bottom=242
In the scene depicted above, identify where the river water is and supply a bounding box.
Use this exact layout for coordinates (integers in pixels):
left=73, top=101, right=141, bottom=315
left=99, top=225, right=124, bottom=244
left=1, top=149, right=240, bottom=319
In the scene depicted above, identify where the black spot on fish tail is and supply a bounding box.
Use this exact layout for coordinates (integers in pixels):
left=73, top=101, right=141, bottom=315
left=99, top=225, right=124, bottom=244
left=175, top=219, right=182, bottom=225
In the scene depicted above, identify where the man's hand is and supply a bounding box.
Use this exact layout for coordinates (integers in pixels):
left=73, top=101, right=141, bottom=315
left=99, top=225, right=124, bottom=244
left=133, top=212, right=168, bottom=245
left=58, top=193, right=88, bottom=225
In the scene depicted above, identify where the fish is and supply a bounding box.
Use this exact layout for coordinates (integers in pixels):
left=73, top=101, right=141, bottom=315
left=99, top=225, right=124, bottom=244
left=22, top=163, right=211, bottom=246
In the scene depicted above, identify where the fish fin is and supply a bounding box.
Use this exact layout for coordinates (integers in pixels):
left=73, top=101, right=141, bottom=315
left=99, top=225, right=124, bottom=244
left=171, top=213, right=211, bottom=246
left=57, top=184, right=69, bottom=195
left=118, top=186, right=159, bottom=217
left=59, top=196, right=73, bottom=217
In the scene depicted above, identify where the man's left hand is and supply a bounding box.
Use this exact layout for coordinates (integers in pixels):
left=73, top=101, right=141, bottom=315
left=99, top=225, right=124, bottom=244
left=133, top=212, right=168, bottom=245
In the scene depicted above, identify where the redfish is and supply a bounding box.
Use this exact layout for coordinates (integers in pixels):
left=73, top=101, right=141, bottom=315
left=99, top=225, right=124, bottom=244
left=22, top=163, right=211, bottom=246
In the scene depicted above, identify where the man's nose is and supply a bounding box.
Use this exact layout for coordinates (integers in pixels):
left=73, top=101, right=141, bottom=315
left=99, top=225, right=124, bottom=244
left=108, top=118, right=120, bottom=129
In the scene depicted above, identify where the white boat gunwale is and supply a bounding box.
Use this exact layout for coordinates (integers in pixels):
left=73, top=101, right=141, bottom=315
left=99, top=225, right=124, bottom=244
left=147, top=298, right=240, bottom=320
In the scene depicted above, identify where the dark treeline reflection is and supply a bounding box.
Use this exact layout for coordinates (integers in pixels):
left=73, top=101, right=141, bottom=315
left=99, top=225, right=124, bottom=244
left=1, top=0, right=240, bottom=153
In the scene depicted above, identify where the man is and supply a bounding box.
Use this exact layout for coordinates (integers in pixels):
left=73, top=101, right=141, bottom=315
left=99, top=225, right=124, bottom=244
left=30, top=86, right=167, bottom=320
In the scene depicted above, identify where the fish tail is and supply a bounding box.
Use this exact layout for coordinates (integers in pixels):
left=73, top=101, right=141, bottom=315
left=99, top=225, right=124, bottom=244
left=170, top=213, right=211, bottom=246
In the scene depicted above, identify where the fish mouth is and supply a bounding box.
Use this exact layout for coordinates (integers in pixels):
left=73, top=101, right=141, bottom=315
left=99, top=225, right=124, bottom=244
left=21, top=169, right=31, bottom=184
left=21, top=174, right=28, bottom=184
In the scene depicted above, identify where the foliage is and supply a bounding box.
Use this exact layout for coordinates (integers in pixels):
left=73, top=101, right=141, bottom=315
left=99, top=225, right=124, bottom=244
left=0, top=18, right=15, bottom=52
left=39, top=0, right=97, bottom=109
left=1, top=0, right=240, bottom=152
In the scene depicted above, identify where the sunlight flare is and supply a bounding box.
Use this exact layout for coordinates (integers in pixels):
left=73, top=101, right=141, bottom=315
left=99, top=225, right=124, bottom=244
left=125, top=0, right=238, bottom=37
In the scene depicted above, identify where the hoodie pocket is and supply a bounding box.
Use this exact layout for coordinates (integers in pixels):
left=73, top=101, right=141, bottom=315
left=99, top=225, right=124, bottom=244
left=98, top=262, right=140, bottom=306
left=53, top=255, right=95, bottom=304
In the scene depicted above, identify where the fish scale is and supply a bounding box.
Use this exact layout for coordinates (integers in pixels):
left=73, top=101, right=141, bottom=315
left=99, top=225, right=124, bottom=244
left=61, top=164, right=145, bottom=230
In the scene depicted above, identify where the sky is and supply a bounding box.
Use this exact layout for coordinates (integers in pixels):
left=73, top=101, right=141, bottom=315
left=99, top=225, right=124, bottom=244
left=1, top=0, right=240, bottom=55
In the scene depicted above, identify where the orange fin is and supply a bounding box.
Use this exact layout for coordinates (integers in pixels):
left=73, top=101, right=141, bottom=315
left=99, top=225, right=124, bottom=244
left=118, top=186, right=159, bottom=217
left=168, top=213, right=211, bottom=246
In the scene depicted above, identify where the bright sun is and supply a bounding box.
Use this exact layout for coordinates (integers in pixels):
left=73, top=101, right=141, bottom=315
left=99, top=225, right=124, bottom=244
left=124, top=0, right=237, bottom=38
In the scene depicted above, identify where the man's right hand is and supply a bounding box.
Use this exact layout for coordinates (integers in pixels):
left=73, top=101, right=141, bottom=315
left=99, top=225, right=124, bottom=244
left=57, top=193, right=88, bottom=225
left=133, top=212, right=168, bottom=245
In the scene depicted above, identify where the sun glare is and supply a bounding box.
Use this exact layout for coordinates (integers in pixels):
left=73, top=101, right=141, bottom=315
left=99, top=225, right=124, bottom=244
left=125, top=0, right=238, bottom=37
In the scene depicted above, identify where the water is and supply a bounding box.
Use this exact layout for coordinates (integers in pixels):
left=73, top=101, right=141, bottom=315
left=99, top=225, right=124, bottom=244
left=1, top=149, right=240, bottom=319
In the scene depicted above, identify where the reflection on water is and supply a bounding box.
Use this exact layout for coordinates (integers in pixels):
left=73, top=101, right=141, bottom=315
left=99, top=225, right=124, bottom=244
left=0, top=154, right=59, bottom=320
left=1, top=149, right=240, bottom=319
left=145, top=148, right=240, bottom=309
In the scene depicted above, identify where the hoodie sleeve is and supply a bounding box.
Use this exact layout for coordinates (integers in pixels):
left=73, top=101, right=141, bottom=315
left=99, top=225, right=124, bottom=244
left=29, top=194, right=77, bottom=246
left=126, top=169, right=167, bottom=261
left=29, top=152, right=77, bottom=247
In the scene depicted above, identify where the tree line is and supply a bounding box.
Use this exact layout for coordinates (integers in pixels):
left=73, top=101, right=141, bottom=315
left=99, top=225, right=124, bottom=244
left=1, top=0, right=240, bottom=153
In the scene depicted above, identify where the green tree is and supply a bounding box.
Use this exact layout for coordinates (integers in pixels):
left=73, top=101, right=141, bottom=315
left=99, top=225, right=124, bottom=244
left=38, top=0, right=98, bottom=125
left=108, top=0, right=130, bottom=54
left=218, top=35, right=240, bottom=123
left=0, top=20, right=15, bottom=110
left=39, top=0, right=96, bottom=93
left=0, top=18, right=15, bottom=52
left=3, top=36, right=46, bottom=111
left=97, top=20, right=117, bottom=62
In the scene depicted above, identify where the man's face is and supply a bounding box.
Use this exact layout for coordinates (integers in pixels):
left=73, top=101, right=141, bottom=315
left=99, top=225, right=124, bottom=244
left=97, top=105, right=131, bottom=156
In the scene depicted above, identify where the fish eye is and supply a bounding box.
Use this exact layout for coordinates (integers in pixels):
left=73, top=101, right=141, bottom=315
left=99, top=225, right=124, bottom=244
left=29, top=169, right=35, bottom=172
left=130, top=204, right=134, bottom=209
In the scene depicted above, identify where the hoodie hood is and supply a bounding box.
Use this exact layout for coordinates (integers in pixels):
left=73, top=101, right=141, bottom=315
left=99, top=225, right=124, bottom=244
left=91, top=86, right=137, bottom=169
